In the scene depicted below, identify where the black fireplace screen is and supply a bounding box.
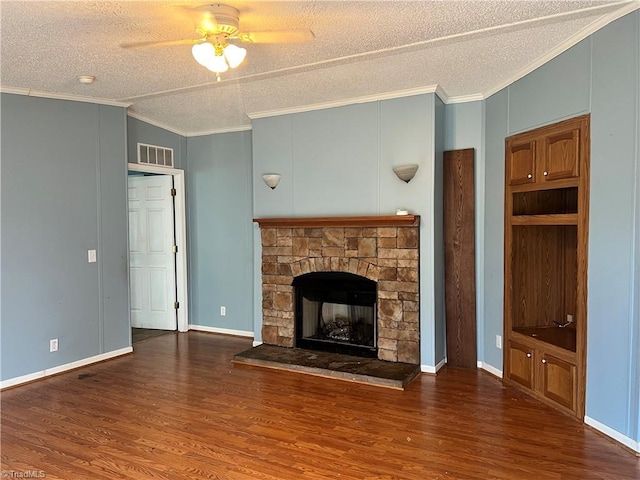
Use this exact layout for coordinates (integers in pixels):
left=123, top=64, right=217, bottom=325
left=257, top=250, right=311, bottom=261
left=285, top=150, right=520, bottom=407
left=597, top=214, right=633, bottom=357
left=293, top=272, right=377, bottom=357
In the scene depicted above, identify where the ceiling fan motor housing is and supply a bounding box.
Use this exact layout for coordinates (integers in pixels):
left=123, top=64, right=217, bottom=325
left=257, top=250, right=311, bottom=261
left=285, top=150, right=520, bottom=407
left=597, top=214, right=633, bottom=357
left=199, top=4, right=240, bottom=37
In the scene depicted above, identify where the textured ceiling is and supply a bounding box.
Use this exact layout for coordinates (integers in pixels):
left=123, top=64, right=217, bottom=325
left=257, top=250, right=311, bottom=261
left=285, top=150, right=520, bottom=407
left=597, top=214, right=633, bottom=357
left=1, top=1, right=638, bottom=135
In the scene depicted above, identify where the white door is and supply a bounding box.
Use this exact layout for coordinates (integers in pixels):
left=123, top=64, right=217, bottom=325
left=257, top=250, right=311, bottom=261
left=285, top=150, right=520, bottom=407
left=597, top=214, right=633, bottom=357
left=128, top=175, right=177, bottom=330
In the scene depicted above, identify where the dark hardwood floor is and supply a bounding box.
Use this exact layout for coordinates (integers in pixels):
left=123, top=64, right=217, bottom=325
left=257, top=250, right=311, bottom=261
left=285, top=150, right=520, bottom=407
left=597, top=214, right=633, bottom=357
left=1, top=332, right=638, bottom=479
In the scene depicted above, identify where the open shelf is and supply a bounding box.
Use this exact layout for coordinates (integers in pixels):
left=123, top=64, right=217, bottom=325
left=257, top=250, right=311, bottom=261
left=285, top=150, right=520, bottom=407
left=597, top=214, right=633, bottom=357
left=512, top=187, right=578, bottom=216
left=513, top=326, right=576, bottom=352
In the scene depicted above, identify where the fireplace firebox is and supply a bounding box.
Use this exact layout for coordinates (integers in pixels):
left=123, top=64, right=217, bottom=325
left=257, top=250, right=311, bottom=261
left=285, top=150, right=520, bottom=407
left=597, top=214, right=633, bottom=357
left=293, top=272, right=377, bottom=357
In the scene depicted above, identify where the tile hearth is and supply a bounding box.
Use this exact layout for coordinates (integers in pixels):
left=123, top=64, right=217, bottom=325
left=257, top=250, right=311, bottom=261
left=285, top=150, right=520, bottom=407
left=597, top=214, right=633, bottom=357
left=233, top=344, right=421, bottom=389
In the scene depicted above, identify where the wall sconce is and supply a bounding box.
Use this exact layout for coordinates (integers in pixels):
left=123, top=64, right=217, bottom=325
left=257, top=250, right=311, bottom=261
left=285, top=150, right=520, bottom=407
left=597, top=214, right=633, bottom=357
left=393, top=164, right=419, bottom=183
left=262, top=174, right=282, bottom=190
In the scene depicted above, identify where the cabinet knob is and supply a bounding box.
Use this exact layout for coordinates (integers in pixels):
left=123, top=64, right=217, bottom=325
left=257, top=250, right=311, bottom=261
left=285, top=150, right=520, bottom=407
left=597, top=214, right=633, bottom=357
left=543, top=171, right=548, bottom=176
left=527, top=174, right=533, bottom=179
left=526, top=353, right=532, bottom=358
left=541, top=358, right=547, bottom=364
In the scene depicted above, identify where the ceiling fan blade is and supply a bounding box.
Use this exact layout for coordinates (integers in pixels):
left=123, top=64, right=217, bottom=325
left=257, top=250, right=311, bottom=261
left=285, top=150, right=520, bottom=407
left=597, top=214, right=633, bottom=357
left=238, top=29, right=315, bottom=44
left=120, top=38, right=203, bottom=49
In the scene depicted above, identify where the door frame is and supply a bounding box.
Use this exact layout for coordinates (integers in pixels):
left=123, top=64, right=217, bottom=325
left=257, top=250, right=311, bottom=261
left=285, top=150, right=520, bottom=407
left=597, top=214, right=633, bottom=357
left=128, top=163, right=188, bottom=332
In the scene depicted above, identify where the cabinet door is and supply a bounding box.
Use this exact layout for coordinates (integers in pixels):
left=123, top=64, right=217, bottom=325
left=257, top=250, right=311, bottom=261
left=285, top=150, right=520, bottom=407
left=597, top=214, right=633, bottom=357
left=540, top=353, right=576, bottom=411
left=542, top=128, right=580, bottom=182
left=507, top=342, right=534, bottom=389
left=507, top=140, right=536, bottom=186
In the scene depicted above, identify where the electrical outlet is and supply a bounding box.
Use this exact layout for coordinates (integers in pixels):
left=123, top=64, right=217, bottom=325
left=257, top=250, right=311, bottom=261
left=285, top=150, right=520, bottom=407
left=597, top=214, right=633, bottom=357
left=88, top=249, right=97, bottom=263
left=50, top=338, right=59, bottom=352
left=567, top=314, right=574, bottom=324
left=496, top=335, right=502, bottom=349
left=220, top=306, right=226, bottom=316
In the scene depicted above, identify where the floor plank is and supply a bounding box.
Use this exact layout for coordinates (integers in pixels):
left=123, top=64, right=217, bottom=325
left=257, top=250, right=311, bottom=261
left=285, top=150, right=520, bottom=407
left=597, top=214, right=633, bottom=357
left=1, top=332, right=638, bottom=479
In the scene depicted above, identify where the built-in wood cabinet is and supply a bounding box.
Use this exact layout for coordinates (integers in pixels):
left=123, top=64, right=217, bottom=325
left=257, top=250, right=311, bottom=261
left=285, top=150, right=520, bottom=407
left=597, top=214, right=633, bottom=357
left=503, top=114, right=589, bottom=418
left=507, top=340, right=577, bottom=413
left=507, top=118, right=583, bottom=187
left=507, top=341, right=534, bottom=390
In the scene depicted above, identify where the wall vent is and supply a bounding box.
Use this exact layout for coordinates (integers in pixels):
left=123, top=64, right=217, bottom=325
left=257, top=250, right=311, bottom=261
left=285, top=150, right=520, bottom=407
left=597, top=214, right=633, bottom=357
left=137, top=143, right=173, bottom=168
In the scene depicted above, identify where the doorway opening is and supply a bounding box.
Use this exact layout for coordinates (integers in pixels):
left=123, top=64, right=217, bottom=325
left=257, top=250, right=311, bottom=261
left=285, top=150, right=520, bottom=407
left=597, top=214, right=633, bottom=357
left=127, top=164, right=188, bottom=344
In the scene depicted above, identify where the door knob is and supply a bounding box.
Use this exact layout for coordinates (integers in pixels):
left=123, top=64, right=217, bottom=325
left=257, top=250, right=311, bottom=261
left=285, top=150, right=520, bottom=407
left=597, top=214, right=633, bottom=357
left=526, top=353, right=532, bottom=358
left=541, top=359, right=547, bottom=364
left=527, top=174, right=533, bottom=179
left=543, top=171, right=548, bottom=176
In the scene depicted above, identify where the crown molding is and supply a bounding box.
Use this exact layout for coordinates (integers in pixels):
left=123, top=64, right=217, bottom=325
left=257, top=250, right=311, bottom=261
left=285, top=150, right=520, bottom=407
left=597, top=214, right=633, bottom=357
left=446, top=93, right=486, bottom=104
left=126, top=111, right=187, bottom=136
left=0, top=86, right=30, bottom=96
left=0, top=85, right=131, bottom=108
left=483, top=1, right=640, bottom=99
left=434, top=85, right=450, bottom=103
left=186, top=124, right=253, bottom=137
left=248, top=85, right=440, bottom=120
left=127, top=111, right=252, bottom=137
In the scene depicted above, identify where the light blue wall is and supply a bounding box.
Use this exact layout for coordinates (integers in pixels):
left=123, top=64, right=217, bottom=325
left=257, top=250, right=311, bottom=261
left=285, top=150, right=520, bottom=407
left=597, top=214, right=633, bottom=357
left=186, top=131, right=254, bottom=332
left=1, top=94, right=129, bottom=381
left=127, top=116, right=187, bottom=169
left=635, top=11, right=640, bottom=445
left=508, top=39, right=591, bottom=134
left=253, top=104, right=380, bottom=217
left=444, top=101, right=486, bottom=362
left=588, top=11, right=639, bottom=440
left=99, top=107, right=132, bottom=353
left=434, top=96, right=446, bottom=364
left=253, top=95, right=441, bottom=367
left=445, top=102, right=484, bottom=151
left=252, top=115, right=294, bottom=217
left=483, top=90, right=508, bottom=370
left=483, top=10, right=640, bottom=442
left=379, top=96, right=438, bottom=367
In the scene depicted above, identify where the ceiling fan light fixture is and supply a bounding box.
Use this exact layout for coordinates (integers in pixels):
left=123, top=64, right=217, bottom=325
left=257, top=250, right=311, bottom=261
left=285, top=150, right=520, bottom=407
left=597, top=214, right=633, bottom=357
left=122, top=3, right=315, bottom=81
left=205, top=54, right=229, bottom=74
left=223, top=44, right=247, bottom=69
left=192, top=42, right=216, bottom=67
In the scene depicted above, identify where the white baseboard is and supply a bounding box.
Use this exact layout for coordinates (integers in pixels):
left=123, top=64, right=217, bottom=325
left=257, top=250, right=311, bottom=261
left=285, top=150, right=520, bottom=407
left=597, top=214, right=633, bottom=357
left=584, top=416, right=640, bottom=453
left=421, top=357, right=447, bottom=374
left=0, top=347, right=133, bottom=390
left=477, top=361, right=503, bottom=378
left=253, top=341, right=263, bottom=347
left=188, top=324, right=254, bottom=338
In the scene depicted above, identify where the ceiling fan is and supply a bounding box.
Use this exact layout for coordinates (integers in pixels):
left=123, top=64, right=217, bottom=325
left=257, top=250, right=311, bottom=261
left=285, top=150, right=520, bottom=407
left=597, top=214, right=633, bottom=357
left=121, top=4, right=314, bottom=80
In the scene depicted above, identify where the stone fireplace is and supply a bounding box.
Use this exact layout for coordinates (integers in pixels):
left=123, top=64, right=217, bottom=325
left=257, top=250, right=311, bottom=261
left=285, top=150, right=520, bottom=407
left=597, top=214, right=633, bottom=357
left=254, top=216, right=420, bottom=364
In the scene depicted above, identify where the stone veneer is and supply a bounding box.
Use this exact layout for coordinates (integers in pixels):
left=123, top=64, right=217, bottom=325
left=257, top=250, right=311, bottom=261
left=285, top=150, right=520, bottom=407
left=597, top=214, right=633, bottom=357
left=257, top=219, right=420, bottom=364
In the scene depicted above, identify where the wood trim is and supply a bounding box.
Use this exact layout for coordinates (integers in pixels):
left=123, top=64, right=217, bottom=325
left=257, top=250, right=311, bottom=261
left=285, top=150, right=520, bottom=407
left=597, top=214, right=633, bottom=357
left=509, top=178, right=579, bottom=193
left=443, top=148, right=477, bottom=368
left=511, top=213, right=578, bottom=226
left=253, top=215, right=420, bottom=228
left=575, top=114, right=590, bottom=420
left=0, top=347, right=133, bottom=390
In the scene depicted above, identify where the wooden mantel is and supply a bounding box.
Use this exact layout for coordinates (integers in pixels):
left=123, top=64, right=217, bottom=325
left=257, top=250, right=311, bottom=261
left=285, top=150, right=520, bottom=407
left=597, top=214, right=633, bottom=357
left=253, top=215, right=420, bottom=228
